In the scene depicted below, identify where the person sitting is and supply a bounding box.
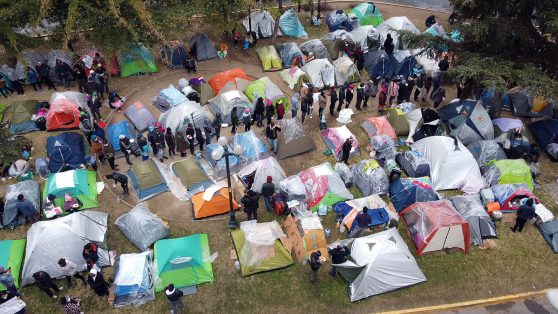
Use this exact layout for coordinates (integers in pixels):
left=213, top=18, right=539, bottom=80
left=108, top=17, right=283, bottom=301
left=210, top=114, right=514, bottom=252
left=328, top=244, right=350, bottom=277
left=16, top=194, right=40, bottom=224
left=62, top=194, right=81, bottom=213
left=87, top=269, right=109, bottom=297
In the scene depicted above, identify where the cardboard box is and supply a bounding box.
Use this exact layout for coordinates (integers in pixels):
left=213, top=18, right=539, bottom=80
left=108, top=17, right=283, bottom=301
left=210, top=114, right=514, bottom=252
left=501, top=212, right=516, bottom=224
left=283, top=215, right=328, bottom=263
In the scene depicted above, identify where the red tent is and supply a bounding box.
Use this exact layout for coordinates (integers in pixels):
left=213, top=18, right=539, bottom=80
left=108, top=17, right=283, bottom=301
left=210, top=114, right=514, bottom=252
left=46, top=99, right=82, bottom=131
left=208, top=68, right=251, bottom=94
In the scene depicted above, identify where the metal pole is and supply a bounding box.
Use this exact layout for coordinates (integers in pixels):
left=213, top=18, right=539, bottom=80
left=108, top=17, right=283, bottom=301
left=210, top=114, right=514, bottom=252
left=224, top=146, right=238, bottom=229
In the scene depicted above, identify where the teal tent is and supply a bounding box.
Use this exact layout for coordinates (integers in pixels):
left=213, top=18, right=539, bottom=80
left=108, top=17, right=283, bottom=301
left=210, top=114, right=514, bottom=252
left=279, top=9, right=308, bottom=38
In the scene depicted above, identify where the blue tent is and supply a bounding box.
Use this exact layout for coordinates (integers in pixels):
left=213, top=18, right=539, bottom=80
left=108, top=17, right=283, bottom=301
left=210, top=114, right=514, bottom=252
left=46, top=132, right=86, bottom=173
left=528, top=119, right=558, bottom=161
left=233, top=130, right=269, bottom=162
left=278, top=43, right=304, bottom=67
left=389, top=50, right=416, bottom=78
left=163, top=43, right=189, bottom=70
left=389, top=177, right=438, bottom=212
left=326, top=10, right=354, bottom=32
left=107, top=120, right=140, bottom=158
left=333, top=202, right=389, bottom=230
left=363, top=50, right=393, bottom=79
left=279, top=9, right=308, bottom=37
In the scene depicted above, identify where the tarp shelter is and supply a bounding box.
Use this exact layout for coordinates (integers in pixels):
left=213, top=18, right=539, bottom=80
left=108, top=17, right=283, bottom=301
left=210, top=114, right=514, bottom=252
left=351, top=2, right=384, bottom=27
left=438, top=99, right=494, bottom=145
left=506, top=88, right=555, bottom=119
left=119, top=44, right=158, bottom=77
left=333, top=195, right=390, bottom=231
left=153, top=234, right=214, bottom=292
left=208, top=90, right=252, bottom=124
left=483, top=159, right=533, bottom=190
left=244, top=76, right=291, bottom=112
left=115, top=203, right=170, bottom=251
left=278, top=43, right=304, bottom=68
left=231, top=221, right=293, bottom=276
left=320, top=125, right=360, bottom=160
left=299, top=39, right=331, bottom=60
left=390, top=50, right=417, bottom=78
left=3, top=181, right=40, bottom=229
left=360, top=116, right=397, bottom=147
left=466, top=140, right=507, bottom=167
left=171, top=157, right=212, bottom=191
left=395, top=151, right=431, bottom=178
left=333, top=57, right=360, bottom=86
left=113, top=251, right=155, bottom=308
left=405, top=108, right=442, bottom=143
left=389, top=177, right=439, bottom=212
left=321, top=30, right=355, bottom=60
left=9, top=100, right=40, bottom=134
left=401, top=200, right=470, bottom=255
left=301, top=59, right=336, bottom=90
left=124, top=101, right=155, bottom=133
left=350, top=26, right=382, bottom=52
left=159, top=85, right=188, bottom=107
left=107, top=120, right=140, bottom=158
left=376, top=16, right=420, bottom=50
left=233, top=130, right=269, bottom=162
left=298, top=162, right=353, bottom=212
left=350, top=159, right=389, bottom=196
left=238, top=157, right=286, bottom=192
left=22, top=211, right=111, bottom=286
left=7, top=160, right=30, bottom=179
left=279, top=9, right=307, bottom=38
left=191, top=187, right=240, bottom=219
left=0, top=239, right=25, bottom=290
left=528, top=119, right=558, bottom=162
left=450, top=194, right=497, bottom=245
left=208, top=68, right=251, bottom=95
left=162, top=41, right=189, bottom=69
left=202, top=143, right=240, bottom=179
left=363, top=50, right=393, bottom=79
left=189, top=34, right=218, bottom=61
left=538, top=221, right=558, bottom=253
left=243, top=10, right=277, bottom=39
left=412, top=136, right=486, bottom=193
left=46, top=132, right=86, bottom=173
left=326, top=10, right=354, bottom=32
left=276, top=118, right=316, bottom=160
left=491, top=184, right=537, bottom=212
left=43, top=169, right=98, bottom=210
left=279, top=67, right=310, bottom=91
left=46, top=98, right=82, bottom=131
left=386, top=108, right=410, bottom=136
left=128, top=159, right=169, bottom=202
left=331, top=228, right=426, bottom=302
left=257, top=46, right=283, bottom=71
left=158, top=101, right=210, bottom=133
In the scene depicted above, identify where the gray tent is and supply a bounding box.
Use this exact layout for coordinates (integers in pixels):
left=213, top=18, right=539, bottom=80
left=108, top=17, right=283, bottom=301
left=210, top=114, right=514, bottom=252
left=320, top=30, right=355, bottom=60
left=276, top=118, right=316, bottom=160
left=538, top=221, right=558, bottom=253
left=278, top=43, right=304, bottom=67
left=506, top=88, right=555, bottom=119
left=299, top=39, right=331, bottom=60
left=450, top=194, right=497, bottom=245
left=22, top=211, right=112, bottom=286
left=350, top=25, right=382, bottom=52
left=350, top=159, right=389, bottom=196
left=331, top=228, right=427, bottom=302
left=208, top=90, right=253, bottom=124
left=124, top=101, right=156, bottom=132
left=115, top=203, right=170, bottom=251
left=189, top=34, right=218, bottom=61
left=439, top=99, right=494, bottom=146
left=2, top=181, right=40, bottom=229
left=466, top=140, right=507, bottom=167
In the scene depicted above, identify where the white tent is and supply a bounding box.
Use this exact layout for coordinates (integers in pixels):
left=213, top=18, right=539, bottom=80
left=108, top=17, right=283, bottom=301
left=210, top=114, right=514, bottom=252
left=243, top=10, right=279, bottom=39
left=237, top=157, right=286, bottom=192
left=332, top=228, right=427, bottom=302
left=333, top=56, right=360, bottom=86
left=350, top=25, right=382, bottom=52
left=279, top=67, right=308, bottom=90
left=208, top=90, right=252, bottom=124
left=158, top=101, right=210, bottom=132
left=301, top=59, right=335, bottom=89
left=376, top=16, right=420, bottom=50
left=412, top=136, right=486, bottom=193
left=113, top=251, right=155, bottom=308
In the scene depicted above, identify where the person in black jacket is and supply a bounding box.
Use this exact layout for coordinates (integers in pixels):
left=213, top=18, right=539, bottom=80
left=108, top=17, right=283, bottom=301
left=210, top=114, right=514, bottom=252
left=328, top=244, right=350, bottom=277
left=36, top=61, right=56, bottom=90
left=212, top=113, right=223, bottom=139
left=165, top=284, right=185, bottom=313
left=511, top=198, right=537, bottom=233
left=33, top=271, right=63, bottom=299
left=195, top=127, right=205, bottom=151
left=165, top=128, right=176, bottom=158
left=82, top=243, right=99, bottom=265
left=231, top=107, right=239, bottom=134
left=265, top=101, right=275, bottom=126
left=55, top=59, right=72, bottom=89
left=147, top=126, right=159, bottom=157
left=384, top=34, right=394, bottom=55
left=87, top=269, right=109, bottom=297
left=154, top=128, right=168, bottom=161
left=118, top=135, right=133, bottom=166
left=253, top=97, right=265, bottom=127
left=341, top=137, right=353, bottom=164
left=73, top=63, right=87, bottom=93
left=105, top=171, right=129, bottom=195
left=337, top=83, right=347, bottom=112
left=265, top=121, right=282, bottom=154
left=241, top=190, right=260, bottom=221
left=262, top=176, right=275, bottom=212
left=309, top=250, right=322, bottom=284
left=329, top=86, right=337, bottom=116
left=438, top=55, right=449, bottom=72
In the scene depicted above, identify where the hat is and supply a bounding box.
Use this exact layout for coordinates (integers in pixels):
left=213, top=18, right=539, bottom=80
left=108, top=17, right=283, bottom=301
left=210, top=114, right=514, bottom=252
left=277, top=99, right=283, bottom=104
left=119, top=134, right=125, bottom=139
left=97, top=64, right=102, bottom=67
left=244, top=108, right=250, bottom=113
left=267, top=176, right=273, bottom=183
left=80, top=111, right=87, bottom=117
left=91, top=135, right=98, bottom=141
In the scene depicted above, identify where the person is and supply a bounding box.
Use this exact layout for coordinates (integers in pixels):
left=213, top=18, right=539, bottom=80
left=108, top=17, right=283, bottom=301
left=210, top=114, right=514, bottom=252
left=27, top=66, right=42, bottom=92
left=58, top=258, right=86, bottom=289
left=300, top=95, right=308, bottom=124
left=212, top=113, right=223, bottom=140
left=0, top=290, right=22, bottom=311
left=253, top=97, right=265, bottom=127
left=341, top=137, right=353, bottom=164
left=184, top=123, right=195, bottom=154
left=319, top=111, right=327, bottom=130
left=147, top=126, right=159, bottom=157
left=63, top=193, right=81, bottom=213
left=276, top=99, right=285, bottom=120
left=265, top=121, right=282, bottom=154
left=36, top=61, right=55, bottom=90
left=265, top=100, right=275, bottom=125
left=363, top=81, right=373, bottom=108
left=388, top=78, right=399, bottom=107
left=384, top=34, right=394, bottom=55
left=165, top=128, right=176, bottom=157
left=195, top=127, right=205, bottom=151
left=82, top=243, right=99, bottom=265
left=73, top=63, right=87, bottom=93
left=456, top=78, right=466, bottom=99
left=231, top=107, right=239, bottom=134
left=305, top=91, right=314, bottom=120
left=88, top=92, right=102, bottom=121
left=397, top=77, right=408, bottom=104
left=185, top=51, right=196, bottom=73
left=60, top=296, right=83, bottom=314
left=203, top=119, right=213, bottom=145
left=318, top=90, right=327, bottom=118
left=103, top=140, right=117, bottom=171
left=329, top=87, right=337, bottom=116
left=355, top=83, right=364, bottom=110
left=87, top=269, right=109, bottom=297
left=90, top=135, right=104, bottom=165
left=16, top=194, right=40, bottom=223
left=119, top=134, right=133, bottom=166
left=0, top=266, right=18, bottom=296
left=138, top=134, right=150, bottom=161
left=232, top=28, right=241, bottom=48
left=55, top=59, right=71, bottom=89
left=33, top=271, right=63, bottom=299
left=422, top=75, right=432, bottom=102
left=328, top=244, right=350, bottom=277
left=262, top=176, right=275, bottom=213
left=350, top=207, right=372, bottom=237
left=345, top=84, right=354, bottom=108
left=1, top=65, right=23, bottom=95
left=431, top=72, right=442, bottom=99
left=431, top=87, right=446, bottom=108
left=166, top=284, right=185, bottom=314
left=438, top=55, right=449, bottom=71
left=243, top=108, right=251, bottom=132
left=414, top=73, right=424, bottom=101
left=511, top=198, right=537, bottom=233
left=108, top=91, right=123, bottom=109
left=425, top=15, right=436, bottom=28
left=241, top=190, right=260, bottom=221
left=337, top=83, right=346, bottom=112
left=154, top=127, right=167, bottom=161
left=291, top=93, right=299, bottom=118
left=405, top=75, right=416, bottom=102
left=106, top=171, right=129, bottom=195
left=378, top=81, right=387, bottom=114
left=79, top=112, right=94, bottom=145
left=94, top=64, right=108, bottom=97
left=309, top=250, right=322, bottom=284
left=311, top=88, right=319, bottom=118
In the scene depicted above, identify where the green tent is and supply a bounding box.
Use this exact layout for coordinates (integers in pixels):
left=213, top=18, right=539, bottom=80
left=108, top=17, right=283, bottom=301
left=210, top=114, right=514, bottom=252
left=256, top=46, right=283, bottom=71
left=0, top=239, right=26, bottom=290
left=487, top=159, right=534, bottom=191
left=154, top=234, right=214, bottom=292
left=244, top=77, right=291, bottom=114
left=119, top=44, right=158, bottom=77
left=351, top=3, right=384, bottom=26
left=128, top=159, right=169, bottom=202
left=386, top=108, right=409, bottom=136
left=43, top=169, right=98, bottom=210
left=196, top=82, right=215, bottom=105
left=9, top=100, right=40, bottom=134
left=171, top=157, right=212, bottom=191
left=231, top=229, right=294, bottom=276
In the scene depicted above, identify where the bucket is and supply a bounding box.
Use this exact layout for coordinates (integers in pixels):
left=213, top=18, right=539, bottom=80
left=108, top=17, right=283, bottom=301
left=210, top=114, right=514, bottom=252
left=485, top=202, right=500, bottom=214
left=324, top=228, right=331, bottom=238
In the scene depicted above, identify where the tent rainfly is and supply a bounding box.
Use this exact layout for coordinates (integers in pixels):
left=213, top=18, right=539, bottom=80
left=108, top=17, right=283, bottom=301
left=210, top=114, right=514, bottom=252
left=466, top=140, right=507, bottom=167
left=321, top=30, right=355, bottom=60
left=350, top=26, right=382, bottom=52
left=363, top=50, right=393, bottom=80
left=333, top=57, right=360, bottom=86
left=191, top=187, right=240, bottom=219
left=233, top=130, right=270, bottom=162
left=351, top=2, right=384, bottom=27
left=3, top=181, right=40, bottom=229
left=482, top=159, right=533, bottom=190
left=46, top=132, right=86, bottom=173
left=188, top=34, right=218, bottom=61
left=124, top=101, right=156, bottom=133
left=376, top=16, right=420, bottom=50
left=390, top=50, right=417, bottom=78
left=450, top=194, right=497, bottom=245
left=9, top=100, right=41, bottom=134
left=237, top=157, right=286, bottom=193
left=276, top=118, right=316, bottom=160
left=257, top=46, right=283, bottom=71
left=389, top=177, right=439, bottom=212
left=491, top=183, right=537, bottom=212
left=158, top=101, right=210, bottom=133
left=405, top=108, right=442, bottom=143
left=208, top=68, right=251, bottom=95
left=115, top=203, right=170, bottom=251
left=43, top=169, right=98, bottom=210
left=127, top=159, right=169, bottom=202
left=350, top=159, right=389, bottom=196
left=113, top=251, right=155, bottom=308
left=203, top=143, right=241, bottom=179
left=279, top=9, right=307, bottom=38
left=299, top=39, right=331, bottom=60
left=301, top=59, right=336, bottom=89
left=208, top=90, right=253, bottom=124
left=171, top=157, right=213, bottom=192
left=395, top=150, right=431, bottom=178
left=244, top=76, right=291, bottom=113
left=119, top=44, right=158, bottom=77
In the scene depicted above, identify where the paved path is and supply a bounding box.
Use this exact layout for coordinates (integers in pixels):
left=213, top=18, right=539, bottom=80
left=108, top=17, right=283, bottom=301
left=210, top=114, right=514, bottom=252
left=439, top=295, right=558, bottom=314
left=378, top=0, right=452, bottom=12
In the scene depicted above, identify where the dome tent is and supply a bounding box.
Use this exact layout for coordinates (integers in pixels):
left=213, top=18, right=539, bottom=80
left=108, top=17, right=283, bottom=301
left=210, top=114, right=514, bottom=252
left=208, top=68, right=251, bottom=95
left=299, top=39, right=331, bottom=60
left=47, top=92, right=92, bottom=131
left=350, top=25, right=382, bottom=52
left=188, top=34, right=218, bottom=61
left=279, top=9, right=307, bottom=38
left=191, top=187, right=240, bottom=219
left=237, top=157, right=286, bottom=193
left=208, top=90, right=253, bottom=124
left=333, top=57, right=360, bottom=86
left=43, top=169, right=99, bottom=211
left=127, top=159, right=169, bottom=202
left=363, top=50, right=393, bottom=79
left=0, top=239, right=26, bottom=290
left=256, top=46, right=283, bottom=71
left=45, top=132, right=87, bottom=173
left=278, top=43, right=304, bottom=68
left=162, top=41, right=190, bottom=69
left=113, top=251, right=155, bottom=308
left=276, top=118, right=316, bottom=160
left=124, top=101, right=156, bottom=133
left=298, top=162, right=353, bottom=212
left=301, top=59, right=336, bottom=89
left=390, top=50, right=417, bottom=78
left=244, top=76, right=291, bottom=113
left=450, top=194, right=497, bottom=246
left=376, top=16, right=420, bottom=50
left=389, top=177, right=439, bottom=212
left=171, top=157, right=212, bottom=192
left=115, top=203, right=170, bottom=251
left=321, top=30, right=355, bottom=60
left=350, top=2, right=384, bottom=26
left=482, top=159, right=533, bottom=190
left=233, top=131, right=270, bottom=162
left=438, top=99, right=494, bottom=145
left=466, top=140, right=507, bottom=167
left=326, top=10, right=355, bottom=32
left=320, top=125, right=360, bottom=160
left=279, top=67, right=310, bottom=91
left=9, top=100, right=41, bottom=134
left=119, top=43, right=158, bottom=77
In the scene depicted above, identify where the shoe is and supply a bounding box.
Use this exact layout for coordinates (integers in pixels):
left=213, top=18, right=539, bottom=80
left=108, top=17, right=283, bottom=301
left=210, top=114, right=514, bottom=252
left=58, top=287, right=63, bottom=290
left=510, top=227, right=516, bottom=233
left=160, top=158, right=163, bottom=162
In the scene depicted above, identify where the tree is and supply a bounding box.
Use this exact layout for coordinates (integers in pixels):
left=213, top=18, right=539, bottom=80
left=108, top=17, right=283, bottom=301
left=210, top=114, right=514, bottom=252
left=197, top=0, right=254, bottom=36
left=272, top=0, right=283, bottom=42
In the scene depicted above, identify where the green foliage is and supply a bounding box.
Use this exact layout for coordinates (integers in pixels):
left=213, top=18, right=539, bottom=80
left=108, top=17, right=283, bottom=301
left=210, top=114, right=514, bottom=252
left=198, top=0, right=253, bottom=35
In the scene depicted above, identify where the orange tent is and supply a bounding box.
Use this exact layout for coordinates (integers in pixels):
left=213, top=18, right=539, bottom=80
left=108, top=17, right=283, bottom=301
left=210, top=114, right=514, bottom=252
left=362, top=116, right=397, bottom=141
left=208, top=68, right=251, bottom=94
left=46, top=99, right=82, bottom=131
left=191, top=187, right=240, bottom=219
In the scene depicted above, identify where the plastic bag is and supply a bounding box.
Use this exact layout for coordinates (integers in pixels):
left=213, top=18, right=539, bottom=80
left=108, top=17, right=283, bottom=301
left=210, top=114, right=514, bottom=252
left=547, top=143, right=558, bottom=160
left=334, top=162, right=354, bottom=187
left=239, top=221, right=286, bottom=267
left=370, top=135, right=395, bottom=160
left=337, top=108, right=354, bottom=124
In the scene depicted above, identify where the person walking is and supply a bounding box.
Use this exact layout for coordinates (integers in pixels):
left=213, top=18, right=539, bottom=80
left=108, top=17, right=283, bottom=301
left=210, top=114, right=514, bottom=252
left=87, top=269, right=109, bottom=297
left=265, top=100, right=275, bottom=125
left=276, top=99, right=285, bottom=120
left=363, top=81, right=373, bottom=108
left=147, top=126, right=159, bottom=157
left=118, top=135, right=133, bottom=166
left=291, top=93, right=299, bottom=118
left=165, top=284, right=185, bottom=314
left=349, top=207, right=372, bottom=238
left=88, top=92, right=102, bottom=121
left=165, top=128, right=176, bottom=157
left=337, top=83, right=346, bottom=112
left=241, top=190, right=260, bottom=221
left=16, top=194, right=40, bottom=224
left=318, top=90, right=327, bottom=118
left=388, top=79, right=399, bottom=107
left=231, top=107, right=239, bottom=134
left=106, top=171, right=129, bottom=195
left=27, top=66, right=42, bottom=92
left=341, top=137, right=353, bottom=164
left=265, top=121, right=282, bottom=154
left=90, top=135, right=104, bottom=165
left=243, top=108, right=251, bottom=132
left=355, top=82, right=364, bottom=110
left=36, top=61, right=55, bottom=90
left=60, top=296, right=83, bottom=314
left=195, top=127, right=205, bottom=151
left=511, top=198, right=537, bottom=233
left=203, top=119, right=213, bottom=145
left=309, top=250, right=322, bottom=285
left=300, top=96, right=308, bottom=124
left=414, top=73, right=424, bottom=101
left=328, top=244, right=350, bottom=277
left=329, top=87, right=337, bottom=116
left=58, top=258, right=86, bottom=289
left=103, top=140, right=117, bottom=170
left=262, top=176, right=275, bottom=213
left=73, top=63, right=87, bottom=94
left=345, top=84, right=354, bottom=108
left=431, top=87, right=446, bottom=108
left=33, top=271, right=63, bottom=299
left=186, top=124, right=195, bottom=155
left=55, top=59, right=71, bottom=89
left=94, top=64, right=108, bottom=98
left=212, top=113, right=223, bottom=139
left=138, top=134, right=150, bottom=161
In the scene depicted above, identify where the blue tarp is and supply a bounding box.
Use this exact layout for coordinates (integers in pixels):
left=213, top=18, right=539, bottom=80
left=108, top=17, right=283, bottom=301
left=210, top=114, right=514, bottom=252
left=279, top=9, right=308, bottom=37
left=528, top=119, right=558, bottom=160
left=389, top=178, right=438, bottom=212
left=278, top=43, right=304, bottom=67
left=326, top=10, right=354, bottom=32
left=159, top=85, right=187, bottom=107
left=46, top=132, right=86, bottom=173
left=233, top=130, right=269, bottom=162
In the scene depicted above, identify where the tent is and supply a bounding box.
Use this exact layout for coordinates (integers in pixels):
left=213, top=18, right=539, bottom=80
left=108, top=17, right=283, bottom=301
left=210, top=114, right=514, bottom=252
left=333, top=57, right=360, bottom=86
left=257, top=46, right=283, bottom=71
left=405, top=108, right=442, bottom=143
left=385, top=108, right=409, bottom=136
left=278, top=43, right=304, bottom=68
left=279, top=8, right=307, bottom=37
left=412, top=136, right=486, bottom=193
left=376, top=16, right=420, bottom=50
left=43, top=169, right=99, bottom=210
left=195, top=81, right=216, bottom=105
left=158, top=101, right=210, bottom=133
left=298, top=162, right=353, bottom=212
left=119, top=44, right=158, bottom=77
left=154, top=234, right=214, bottom=292
left=360, top=116, right=397, bottom=148
left=466, top=140, right=507, bottom=167
left=389, top=177, right=438, bottom=212
left=115, top=203, right=169, bottom=251
left=128, top=159, right=169, bottom=202
left=538, top=221, right=558, bottom=253
left=350, top=26, right=382, bottom=52
left=47, top=50, right=74, bottom=82
left=159, top=85, right=188, bottom=107
left=390, top=50, right=417, bottom=78
left=22, top=211, right=111, bottom=286
left=191, top=187, right=240, bottom=219
left=233, top=130, right=269, bottom=162
left=46, top=132, right=86, bottom=173
left=244, top=76, right=291, bottom=112
left=320, top=125, right=360, bottom=160
left=331, top=228, right=426, bottom=302
left=124, top=101, right=155, bottom=133
left=401, top=200, right=470, bottom=255
left=171, top=157, right=212, bottom=191
left=46, top=98, right=82, bottom=131
left=279, top=67, right=310, bottom=91
left=483, top=159, right=533, bottom=190
left=243, top=10, right=277, bottom=39
left=505, top=88, right=555, bottom=118
left=450, top=194, right=497, bottom=246
left=2, top=181, right=40, bottom=229
left=395, top=151, right=431, bottom=178
left=528, top=119, right=558, bottom=161
left=351, top=2, right=384, bottom=27
left=189, top=34, right=218, bottom=61
left=333, top=195, right=390, bottom=231
left=363, top=50, right=393, bottom=79
left=0, top=239, right=26, bottom=290
left=231, top=221, right=293, bottom=276
left=424, top=23, right=447, bottom=37
left=321, top=30, right=355, bottom=60
left=301, top=59, right=336, bottom=89
left=350, top=159, right=389, bottom=196
left=162, top=41, right=189, bottom=69
left=276, top=118, right=316, bottom=160
left=107, top=120, right=140, bottom=158
left=326, top=10, right=355, bottom=32
left=491, top=184, right=537, bottom=212
left=9, top=100, right=41, bottom=134
left=438, top=99, right=494, bottom=145
left=208, top=68, right=251, bottom=95
left=208, top=90, right=252, bottom=124
left=299, top=39, right=331, bottom=60
left=113, top=251, right=155, bottom=308
left=202, top=143, right=241, bottom=179
left=237, top=157, right=286, bottom=192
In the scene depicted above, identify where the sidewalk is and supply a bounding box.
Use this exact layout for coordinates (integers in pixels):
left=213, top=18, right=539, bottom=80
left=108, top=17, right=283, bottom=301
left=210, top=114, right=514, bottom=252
left=440, top=295, right=558, bottom=314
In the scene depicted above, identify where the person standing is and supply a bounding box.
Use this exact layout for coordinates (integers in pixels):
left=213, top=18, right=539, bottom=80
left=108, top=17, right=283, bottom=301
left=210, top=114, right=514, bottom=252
left=195, top=127, right=205, bottom=151
left=203, top=119, right=213, bottom=145
left=118, top=135, right=133, bottom=166
left=33, top=271, right=63, bottom=299
left=349, top=207, right=372, bottom=238
left=106, top=171, right=129, bottom=195
left=345, top=84, right=354, bottom=108
left=363, top=81, right=373, bottom=108
left=185, top=51, right=196, bottom=73
left=60, top=296, right=83, bottom=314
left=341, top=137, right=353, bottom=164
left=212, top=113, right=222, bottom=140
left=388, top=79, right=399, bottom=107
left=422, top=75, right=433, bottom=102
left=147, top=126, right=159, bottom=157
left=186, top=124, right=196, bottom=154
left=265, top=101, right=275, bottom=125
left=103, top=140, right=117, bottom=171
left=337, top=83, right=346, bottom=112
left=405, top=75, right=415, bottom=102
left=291, top=93, right=299, bottom=118
left=88, top=92, right=102, bottom=121
left=431, top=87, right=446, bottom=108
left=438, top=55, right=449, bottom=72
left=328, top=244, right=350, bottom=277
left=384, top=34, right=394, bottom=55
left=165, top=284, right=185, bottom=314
left=87, top=269, right=109, bottom=297
left=431, top=72, right=442, bottom=99
left=243, top=108, right=252, bottom=132
left=231, top=107, right=239, bottom=134
left=73, top=63, right=87, bottom=94
left=36, top=61, right=55, bottom=90
left=276, top=99, right=285, bottom=120
left=241, top=190, right=260, bottom=221
left=90, top=135, right=104, bottom=164
left=58, top=258, right=86, bottom=289
left=16, top=194, right=40, bottom=223
left=27, top=66, right=42, bottom=92
left=309, top=250, right=322, bottom=285
left=165, top=128, right=176, bottom=157
left=252, top=97, right=264, bottom=127
left=232, top=29, right=241, bottom=48
left=138, top=134, right=150, bottom=161
left=265, top=121, right=282, bottom=154
left=300, top=96, right=308, bottom=124
left=55, top=59, right=71, bottom=89
left=397, top=78, right=407, bottom=104
left=329, top=87, right=337, bottom=116
left=262, top=176, right=275, bottom=213
left=79, top=112, right=94, bottom=145
left=154, top=128, right=167, bottom=161
left=414, top=73, right=424, bottom=101
left=355, top=83, right=364, bottom=110
left=94, top=64, right=108, bottom=98
left=318, top=90, right=327, bottom=118
left=0, top=266, right=19, bottom=296
left=511, top=198, right=537, bottom=233
left=311, top=88, right=319, bottom=118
